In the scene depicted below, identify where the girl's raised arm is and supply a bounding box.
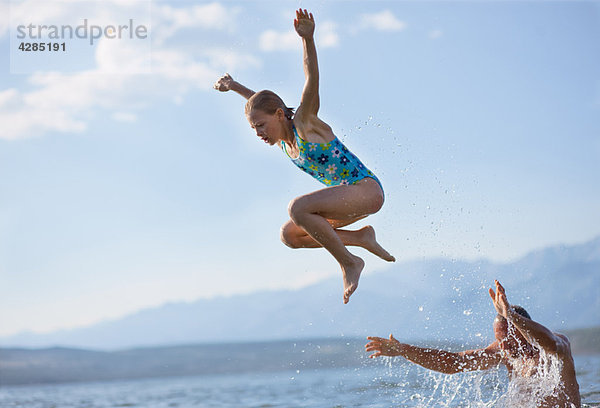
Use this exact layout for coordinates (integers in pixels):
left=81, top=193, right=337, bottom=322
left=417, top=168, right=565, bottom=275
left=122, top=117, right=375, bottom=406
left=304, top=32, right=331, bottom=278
left=214, top=73, right=255, bottom=100
left=294, top=9, right=319, bottom=118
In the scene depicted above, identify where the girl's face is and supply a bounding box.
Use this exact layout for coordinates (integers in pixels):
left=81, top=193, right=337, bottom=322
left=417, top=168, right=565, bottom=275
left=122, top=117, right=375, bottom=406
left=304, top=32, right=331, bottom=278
left=247, top=108, right=284, bottom=146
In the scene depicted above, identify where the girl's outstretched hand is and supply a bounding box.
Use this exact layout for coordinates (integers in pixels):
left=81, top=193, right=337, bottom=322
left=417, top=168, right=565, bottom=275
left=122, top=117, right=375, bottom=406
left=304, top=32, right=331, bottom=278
left=294, top=9, right=315, bottom=39
left=214, top=73, right=234, bottom=92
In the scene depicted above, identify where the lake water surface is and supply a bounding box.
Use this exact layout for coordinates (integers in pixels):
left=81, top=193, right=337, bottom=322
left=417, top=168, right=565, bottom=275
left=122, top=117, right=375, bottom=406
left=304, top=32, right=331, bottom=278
left=1, top=354, right=598, bottom=407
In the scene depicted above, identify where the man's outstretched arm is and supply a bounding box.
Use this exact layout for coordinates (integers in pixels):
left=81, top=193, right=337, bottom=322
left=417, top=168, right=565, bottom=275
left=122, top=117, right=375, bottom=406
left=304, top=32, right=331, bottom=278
left=490, top=280, right=569, bottom=355
left=366, top=334, right=502, bottom=374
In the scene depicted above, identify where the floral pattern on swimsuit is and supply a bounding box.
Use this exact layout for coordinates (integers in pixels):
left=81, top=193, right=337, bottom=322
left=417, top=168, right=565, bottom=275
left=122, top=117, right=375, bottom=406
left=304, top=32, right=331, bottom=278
left=282, top=126, right=382, bottom=190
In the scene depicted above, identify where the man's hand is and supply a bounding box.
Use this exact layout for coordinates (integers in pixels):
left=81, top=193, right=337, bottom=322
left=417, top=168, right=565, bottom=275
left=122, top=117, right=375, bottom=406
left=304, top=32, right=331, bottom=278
left=489, top=280, right=511, bottom=318
left=214, top=73, right=234, bottom=92
left=294, top=9, right=315, bottom=39
left=365, top=334, right=403, bottom=358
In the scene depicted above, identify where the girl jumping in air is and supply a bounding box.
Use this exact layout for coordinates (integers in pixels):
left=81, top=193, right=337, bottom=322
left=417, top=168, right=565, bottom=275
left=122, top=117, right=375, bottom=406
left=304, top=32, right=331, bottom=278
left=214, top=9, right=395, bottom=304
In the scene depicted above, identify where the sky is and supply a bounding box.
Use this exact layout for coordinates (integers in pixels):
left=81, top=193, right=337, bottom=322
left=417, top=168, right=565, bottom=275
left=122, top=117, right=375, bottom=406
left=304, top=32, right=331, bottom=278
left=0, top=0, right=599, bottom=338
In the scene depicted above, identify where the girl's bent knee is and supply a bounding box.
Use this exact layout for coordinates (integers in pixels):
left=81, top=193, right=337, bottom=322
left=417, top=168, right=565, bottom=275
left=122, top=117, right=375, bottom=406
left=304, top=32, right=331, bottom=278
left=280, top=223, right=300, bottom=249
left=373, top=194, right=384, bottom=213
left=287, top=197, right=308, bottom=223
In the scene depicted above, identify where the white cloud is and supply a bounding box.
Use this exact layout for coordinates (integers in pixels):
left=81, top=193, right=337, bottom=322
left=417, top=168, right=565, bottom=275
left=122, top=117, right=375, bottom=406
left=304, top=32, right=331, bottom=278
left=5, top=0, right=73, bottom=34
left=0, top=1, right=258, bottom=140
left=259, top=29, right=298, bottom=52
left=159, top=2, right=232, bottom=30
left=319, top=21, right=339, bottom=48
left=0, top=2, right=8, bottom=38
left=112, top=112, right=137, bottom=123
left=3, top=0, right=150, bottom=39
left=0, top=69, right=120, bottom=140
left=259, top=20, right=339, bottom=52
left=0, top=42, right=221, bottom=140
left=2, top=0, right=236, bottom=43
left=358, top=10, right=406, bottom=32
left=429, top=29, right=444, bottom=40
left=151, top=48, right=220, bottom=87
left=0, top=100, right=86, bottom=141
left=153, top=2, right=239, bottom=44
left=0, top=88, right=19, bottom=108
left=203, top=49, right=262, bottom=72
left=94, top=36, right=152, bottom=74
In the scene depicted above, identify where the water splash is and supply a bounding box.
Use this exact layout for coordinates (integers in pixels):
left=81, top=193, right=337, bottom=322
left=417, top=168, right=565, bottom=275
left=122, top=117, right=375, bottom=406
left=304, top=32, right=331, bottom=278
left=373, top=340, right=572, bottom=407
left=374, top=359, right=506, bottom=407
left=498, top=346, right=571, bottom=408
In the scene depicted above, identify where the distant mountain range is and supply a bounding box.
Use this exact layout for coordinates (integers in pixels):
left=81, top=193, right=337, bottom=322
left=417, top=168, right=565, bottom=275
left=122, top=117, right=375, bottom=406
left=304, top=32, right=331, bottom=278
left=2, top=329, right=599, bottom=386
left=2, top=237, right=599, bottom=350
left=0, top=338, right=368, bottom=385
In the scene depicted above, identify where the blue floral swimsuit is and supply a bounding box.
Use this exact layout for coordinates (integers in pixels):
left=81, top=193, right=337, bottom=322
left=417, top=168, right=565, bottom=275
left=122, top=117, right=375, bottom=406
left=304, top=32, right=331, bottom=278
left=282, top=126, right=383, bottom=192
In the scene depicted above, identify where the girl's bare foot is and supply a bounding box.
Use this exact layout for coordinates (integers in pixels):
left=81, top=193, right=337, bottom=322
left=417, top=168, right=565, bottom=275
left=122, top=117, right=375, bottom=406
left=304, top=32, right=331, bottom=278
left=359, top=226, right=395, bottom=262
left=343, top=255, right=365, bottom=304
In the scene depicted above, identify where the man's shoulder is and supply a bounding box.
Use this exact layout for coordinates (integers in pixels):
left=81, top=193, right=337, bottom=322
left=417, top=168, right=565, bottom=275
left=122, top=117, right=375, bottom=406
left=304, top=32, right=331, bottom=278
left=554, top=332, right=569, bottom=342
left=549, top=332, right=574, bottom=356
left=556, top=332, right=573, bottom=347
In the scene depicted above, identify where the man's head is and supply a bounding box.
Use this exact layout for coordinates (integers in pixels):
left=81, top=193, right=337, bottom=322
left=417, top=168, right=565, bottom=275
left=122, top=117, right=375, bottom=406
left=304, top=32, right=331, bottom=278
left=493, top=305, right=531, bottom=352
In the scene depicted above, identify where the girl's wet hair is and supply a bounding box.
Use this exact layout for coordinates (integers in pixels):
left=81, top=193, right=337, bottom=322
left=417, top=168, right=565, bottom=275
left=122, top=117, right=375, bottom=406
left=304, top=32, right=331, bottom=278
left=245, top=90, right=295, bottom=119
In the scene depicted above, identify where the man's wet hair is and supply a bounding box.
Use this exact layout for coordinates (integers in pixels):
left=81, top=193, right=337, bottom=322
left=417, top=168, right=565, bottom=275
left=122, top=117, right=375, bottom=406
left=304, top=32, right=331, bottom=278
left=512, top=305, right=531, bottom=320
left=495, top=305, right=531, bottom=323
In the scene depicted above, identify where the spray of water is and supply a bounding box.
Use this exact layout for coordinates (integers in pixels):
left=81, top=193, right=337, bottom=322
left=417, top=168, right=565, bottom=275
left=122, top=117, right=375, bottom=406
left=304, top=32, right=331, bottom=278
left=498, top=346, right=572, bottom=408
left=373, top=358, right=506, bottom=408
left=354, top=114, right=575, bottom=406
left=372, top=339, right=571, bottom=407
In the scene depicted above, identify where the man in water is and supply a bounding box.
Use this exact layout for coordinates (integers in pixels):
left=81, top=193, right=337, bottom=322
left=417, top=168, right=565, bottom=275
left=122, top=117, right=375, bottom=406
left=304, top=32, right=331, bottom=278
left=365, top=280, right=581, bottom=407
